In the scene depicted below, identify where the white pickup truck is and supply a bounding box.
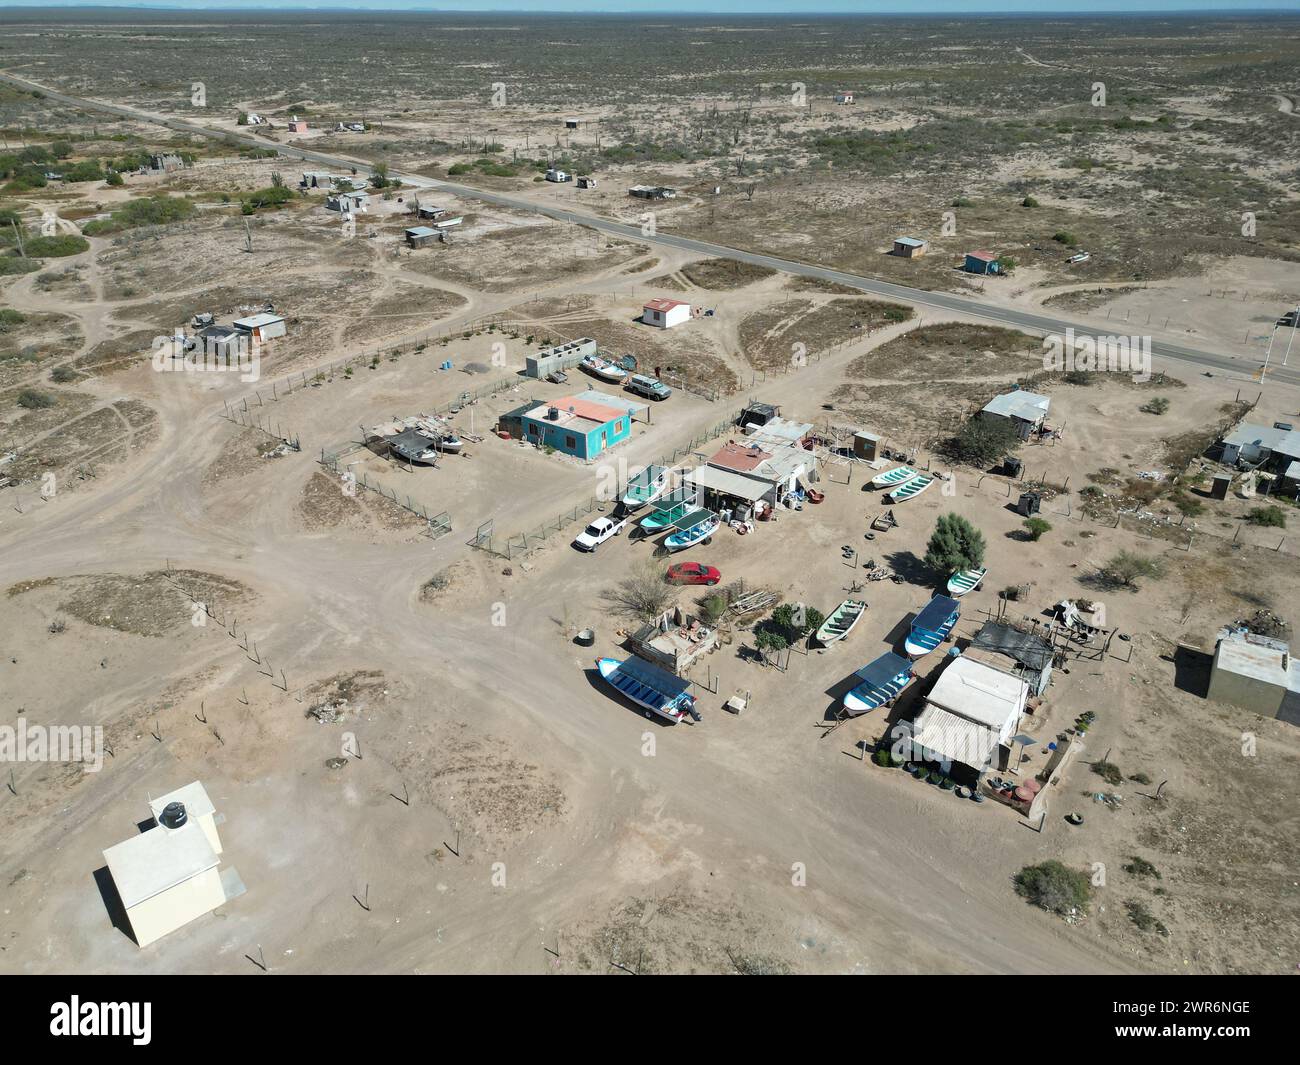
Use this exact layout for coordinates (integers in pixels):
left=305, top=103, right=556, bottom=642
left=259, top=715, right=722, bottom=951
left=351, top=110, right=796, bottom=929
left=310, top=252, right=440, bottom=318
left=573, top=516, right=626, bottom=552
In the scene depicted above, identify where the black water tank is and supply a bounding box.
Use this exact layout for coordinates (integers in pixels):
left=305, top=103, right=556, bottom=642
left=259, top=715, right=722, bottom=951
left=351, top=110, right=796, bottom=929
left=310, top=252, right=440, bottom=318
left=159, top=801, right=187, bottom=829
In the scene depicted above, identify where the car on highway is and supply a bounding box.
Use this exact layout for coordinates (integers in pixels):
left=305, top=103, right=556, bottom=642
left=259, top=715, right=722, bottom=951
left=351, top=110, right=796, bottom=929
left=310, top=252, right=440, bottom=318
left=573, top=516, right=626, bottom=552
left=666, top=561, right=721, bottom=586
left=1277, top=310, right=1298, bottom=328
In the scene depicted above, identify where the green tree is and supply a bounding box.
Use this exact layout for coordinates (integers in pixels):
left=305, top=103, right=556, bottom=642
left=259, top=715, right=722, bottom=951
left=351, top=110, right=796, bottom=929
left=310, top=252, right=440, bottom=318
left=1014, top=861, right=1092, bottom=917
left=924, top=513, right=986, bottom=575
left=105, top=169, right=123, bottom=187
left=1102, top=550, right=1164, bottom=588
left=1023, top=517, right=1051, bottom=541
left=945, top=415, right=1021, bottom=468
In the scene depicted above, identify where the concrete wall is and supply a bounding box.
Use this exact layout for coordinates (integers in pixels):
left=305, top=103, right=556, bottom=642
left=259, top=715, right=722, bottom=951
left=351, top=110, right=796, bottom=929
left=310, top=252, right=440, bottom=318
left=1207, top=650, right=1286, bottom=717
left=126, top=866, right=226, bottom=948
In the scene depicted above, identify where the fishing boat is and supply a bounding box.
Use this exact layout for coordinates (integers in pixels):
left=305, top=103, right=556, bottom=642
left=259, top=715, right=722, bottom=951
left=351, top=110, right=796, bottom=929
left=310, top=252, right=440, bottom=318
left=663, top=510, right=719, bottom=552
left=885, top=473, right=934, bottom=503
left=870, top=465, right=917, bottom=489
left=639, top=488, right=695, bottom=531
left=580, top=353, right=628, bottom=383
left=903, top=594, right=960, bottom=658
left=946, top=567, right=987, bottom=597
left=621, top=465, right=670, bottom=509
left=387, top=428, right=441, bottom=465
left=842, top=652, right=914, bottom=716
left=814, top=599, right=867, bottom=646
left=596, top=656, right=701, bottom=723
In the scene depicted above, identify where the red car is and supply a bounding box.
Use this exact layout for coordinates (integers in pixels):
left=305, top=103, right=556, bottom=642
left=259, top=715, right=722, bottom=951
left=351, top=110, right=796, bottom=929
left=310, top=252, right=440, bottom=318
left=666, top=562, right=721, bottom=586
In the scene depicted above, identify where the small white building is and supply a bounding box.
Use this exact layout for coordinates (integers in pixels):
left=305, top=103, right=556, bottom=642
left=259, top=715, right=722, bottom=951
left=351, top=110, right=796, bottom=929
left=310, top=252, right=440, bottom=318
left=834, top=90, right=855, bottom=105
left=909, top=654, right=1028, bottom=781
left=233, top=312, right=287, bottom=342
left=642, top=297, right=691, bottom=329
left=102, top=781, right=244, bottom=948
left=545, top=168, right=570, bottom=183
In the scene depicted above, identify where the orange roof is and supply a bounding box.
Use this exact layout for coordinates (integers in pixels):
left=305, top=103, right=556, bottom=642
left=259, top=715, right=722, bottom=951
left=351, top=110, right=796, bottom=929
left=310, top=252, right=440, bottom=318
left=532, top=396, right=625, bottom=424
left=644, top=297, right=688, bottom=313
left=708, top=440, right=773, bottom=472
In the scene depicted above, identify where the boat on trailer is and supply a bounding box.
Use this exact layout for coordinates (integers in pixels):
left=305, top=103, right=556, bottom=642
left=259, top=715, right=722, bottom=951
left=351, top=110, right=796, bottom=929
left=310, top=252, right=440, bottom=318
left=815, top=599, right=867, bottom=646
left=596, top=656, right=700, bottom=723
left=842, top=652, right=914, bottom=716
left=663, top=510, right=719, bottom=552
left=580, top=353, right=628, bottom=383
left=946, top=567, right=987, bottom=597
left=903, top=594, right=960, bottom=658
left=639, top=488, right=695, bottom=531
left=871, top=465, right=917, bottom=488
left=388, top=428, right=441, bottom=465
left=621, top=465, right=670, bottom=509
left=885, top=473, right=934, bottom=503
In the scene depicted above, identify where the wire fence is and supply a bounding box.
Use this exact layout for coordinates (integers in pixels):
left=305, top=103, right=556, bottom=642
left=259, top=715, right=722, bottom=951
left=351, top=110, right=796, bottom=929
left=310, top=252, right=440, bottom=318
left=318, top=451, right=452, bottom=539
left=470, top=403, right=750, bottom=559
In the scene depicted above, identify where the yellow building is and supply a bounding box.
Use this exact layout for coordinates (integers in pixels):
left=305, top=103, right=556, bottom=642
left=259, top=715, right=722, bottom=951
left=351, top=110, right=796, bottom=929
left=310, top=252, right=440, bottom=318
left=102, top=781, right=244, bottom=948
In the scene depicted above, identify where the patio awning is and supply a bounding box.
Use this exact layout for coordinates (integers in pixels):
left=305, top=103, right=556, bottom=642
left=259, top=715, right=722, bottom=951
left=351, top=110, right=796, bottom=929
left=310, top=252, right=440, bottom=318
left=687, top=465, right=771, bottom=502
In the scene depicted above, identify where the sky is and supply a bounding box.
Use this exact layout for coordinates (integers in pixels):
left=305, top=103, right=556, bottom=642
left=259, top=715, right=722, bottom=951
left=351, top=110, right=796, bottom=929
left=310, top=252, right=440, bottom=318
left=4, top=1, right=1298, bottom=13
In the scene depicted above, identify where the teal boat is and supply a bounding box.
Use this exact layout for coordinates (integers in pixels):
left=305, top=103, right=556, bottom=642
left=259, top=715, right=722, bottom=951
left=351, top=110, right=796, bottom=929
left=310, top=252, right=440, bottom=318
left=814, top=599, right=867, bottom=646
left=639, top=488, right=695, bottom=531
left=947, top=567, right=987, bottom=597
left=663, top=510, right=720, bottom=552
left=871, top=465, right=917, bottom=488
left=903, top=594, right=960, bottom=658
left=885, top=473, right=934, bottom=503
left=621, top=465, right=670, bottom=509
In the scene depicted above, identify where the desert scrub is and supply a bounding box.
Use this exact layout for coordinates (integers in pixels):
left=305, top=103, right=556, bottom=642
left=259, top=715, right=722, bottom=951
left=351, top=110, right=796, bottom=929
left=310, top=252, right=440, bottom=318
left=1014, top=861, right=1092, bottom=917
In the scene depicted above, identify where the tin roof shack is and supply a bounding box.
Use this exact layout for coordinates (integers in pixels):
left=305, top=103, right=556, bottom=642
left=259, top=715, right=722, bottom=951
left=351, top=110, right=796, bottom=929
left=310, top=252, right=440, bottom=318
left=405, top=225, right=439, bottom=249
left=102, top=781, right=244, bottom=948
left=195, top=324, right=243, bottom=362
left=1207, top=628, right=1300, bottom=725
left=519, top=395, right=633, bottom=460
left=300, top=170, right=334, bottom=188
left=630, top=606, right=717, bottom=675
left=908, top=654, right=1028, bottom=787
left=964, top=250, right=1000, bottom=275
left=747, top=415, right=813, bottom=450
left=233, top=312, right=286, bottom=342
left=834, top=90, right=856, bottom=104
left=739, top=401, right=781, bottom=430
left=979, top=389, right=1050, bottom=440
left=524, top=337, right=598, bottom=379
left=1218, top=422, right=1300, bottom=471
left=287, top=116, right=308, bottom=133
left=414, top=204, right=449, bottom=220
left=893, top=236, right=927, bottom=258
left=970, top=621, right=1054, bottom=697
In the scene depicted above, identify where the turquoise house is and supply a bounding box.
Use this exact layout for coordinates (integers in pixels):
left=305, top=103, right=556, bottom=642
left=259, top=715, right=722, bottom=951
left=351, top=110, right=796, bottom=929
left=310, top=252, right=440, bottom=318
left=520, top=395, right=632, bottom=459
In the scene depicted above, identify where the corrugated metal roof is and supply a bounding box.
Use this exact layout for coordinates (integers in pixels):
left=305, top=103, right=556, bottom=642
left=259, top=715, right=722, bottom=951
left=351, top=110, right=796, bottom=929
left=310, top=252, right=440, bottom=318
left=687, top=464, right=772, bottom=501
left=982, top=390, right=1050, bottom=421
left=911, top=704, right=1000, bottom=771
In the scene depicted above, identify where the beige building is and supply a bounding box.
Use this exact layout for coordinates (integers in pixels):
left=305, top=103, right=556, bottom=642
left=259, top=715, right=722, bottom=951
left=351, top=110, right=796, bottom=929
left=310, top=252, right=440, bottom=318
left=103, top=781, right=244, bottom=948
left=1207, top=629, right=1300, bottom=725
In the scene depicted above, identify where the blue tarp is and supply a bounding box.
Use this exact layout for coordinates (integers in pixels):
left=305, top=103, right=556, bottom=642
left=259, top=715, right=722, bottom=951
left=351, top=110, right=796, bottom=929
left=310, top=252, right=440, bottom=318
left=913, top=594, right=960, bottom=634
left=611, top=656, right=691, bottom=701
left=853, top=652, right=914, bottom=690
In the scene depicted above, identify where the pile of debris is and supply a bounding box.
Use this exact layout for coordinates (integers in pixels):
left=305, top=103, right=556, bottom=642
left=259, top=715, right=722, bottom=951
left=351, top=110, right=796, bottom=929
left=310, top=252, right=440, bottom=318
left=1237, top=608, right=1290, bottom=641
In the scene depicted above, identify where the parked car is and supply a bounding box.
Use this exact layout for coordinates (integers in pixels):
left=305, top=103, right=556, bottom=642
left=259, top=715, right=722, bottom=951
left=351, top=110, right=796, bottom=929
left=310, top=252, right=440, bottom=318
left=666, top=561, right=721, bottom=586
left=1277, top=310, right=1299, bottom=328
left=573, top=516, right=626, bottom=552
left=625, top=373, right=672, bottom=401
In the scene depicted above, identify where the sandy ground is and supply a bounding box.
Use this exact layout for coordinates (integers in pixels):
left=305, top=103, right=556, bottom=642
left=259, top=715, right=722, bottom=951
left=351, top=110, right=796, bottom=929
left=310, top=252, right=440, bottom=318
left=1, top=148, right=1298, bottom=976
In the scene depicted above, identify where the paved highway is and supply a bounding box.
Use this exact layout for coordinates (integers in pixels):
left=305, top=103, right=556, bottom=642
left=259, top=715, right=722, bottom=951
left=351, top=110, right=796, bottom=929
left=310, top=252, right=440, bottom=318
left=4, top=69, right=1295, bottom=388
